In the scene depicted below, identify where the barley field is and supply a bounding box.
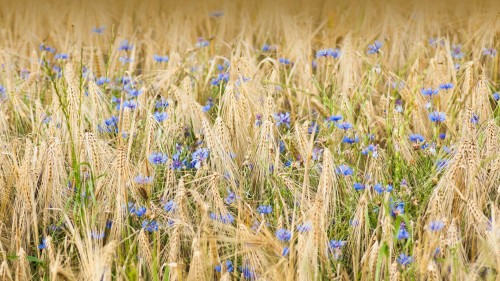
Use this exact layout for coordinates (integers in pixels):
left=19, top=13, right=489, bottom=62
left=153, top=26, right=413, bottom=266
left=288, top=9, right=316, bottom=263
left=0, top=0, right=499, bottom=280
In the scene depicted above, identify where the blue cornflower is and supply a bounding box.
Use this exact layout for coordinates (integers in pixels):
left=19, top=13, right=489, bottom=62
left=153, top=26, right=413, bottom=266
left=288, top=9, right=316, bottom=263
left=279, top=58, right=292, bottom=65
left=316, top=48, right=341, bottom=59
left=117, top=76, right=132, bottom=86
left=224, top=191, right=237, bottom=205
left=164, top=200, right=178, bottom=212
left=329, top=240, right=346, bottom=249
left=134, top=175, right=153, bottom=184
left=92, top=26, right=105, bottom=34
left=38, top=238, right=48, bottom=250
left=451, top=44, right=464, bottom=59
left=374, top=183, right=385, bottom=194
left=276, top=228, right=292, bottom=242
left=156, top=98, right=169, bottom=108
left=316, top=49, right=329, bottom=58
left=195, top=37, right=210, bottom=48
left=220, top=213, right=235, bottom=224
left=400, top=179, right=408, bottom=187
left=210, top=73, right=229, bottom=86
left=429, top=220, right=445, bottom=232
left=443, top=146, right=451, bottom=153
left=308, top=121, right=319, bottom=134
left=311, top=147, right=323, bottom=161
left=255, top=114, right=263, bottom=126
left=96, top=77, right=110, bottom=85
left=274, top=112, right=291, bottom=128
left=126, top=87, right=142, bottom=97
left=353, top=182, right=365, bottom=191
left=395, top=99, right=403, bottom=113
left=52, top=65, right=62, bottom=78
left=54, top=53, right=69, bottom=60
left=390, top=201, right=405, bottom=217
left=118, top=40, right=133, bottom=51
left=170, top=153, right=184, bottom=170
left=439, top=133, right=446, bottom=140
left=397, top=223, right=409, bottom=240
left=493, top=92, right=500, bottom=101
left=261, top=43, right=275, bottom=52
left=202, top=98, right=214, bottom=112
left=439, top=83, right=454, bottom=90
left=154, top=111, right=168, bottom=122
left=397, top=253, right=413, bottom=266
left=326, top=115, right=342, bottom=126
left=342, top=136, right=359, bottom=144
left=239, top=265, right=256, bottom=280
left=483, top=48, right=497, bottom=57
left=142, top=220, right=159, bottom=232
left=409, top=134, right=425, bottom=143
left=336, top=122, right=353, bottom=131
left=39, top=44, right=56, bottom=53
left=328, top=239, right=346, bottom=260
left=215, top=260, right=234, bottom=272
left=104, top=115, right=118, bottom=127
left=135, top=206, right=147, bottom=217
left=0, top=85, right=5, bottom=98
left=42, top=115, right=51, bottom=124
left=191, top=147, right=209, bottom=169
left=226, top=260, right=234, bottom=272
left=148, top=152, right=168, bottom=165
left=153, top=54, right=169, bottom=63
left=119, top=57, right=133, bottom=64
left=296, top=221, right=312, bottom=233
left=335, top=164, right=353, bottom=176
left=361, top=144, right=378, bottom=158
left=122, top=99, right=138, bottom=110
left=436, top=159, right=449, bottom=171
left=367, top=40, right=383, bottom=54
left=428, top=111, right=446, bottom=123
left=470, top=113, right=479, bottom=124
left=421, top=88, right=439, bottom=97
left=312, top=60, right=318, bottom=70
left=210, top=213, right=235, bottom=224
left=256, top=205, right=273, bottom=215
left=91, top=231, right=105, bottom=240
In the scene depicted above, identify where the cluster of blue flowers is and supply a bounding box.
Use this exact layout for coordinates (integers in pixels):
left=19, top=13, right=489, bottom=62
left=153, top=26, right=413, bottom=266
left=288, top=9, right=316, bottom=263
left=127, top=203, right=147, bottom=217
left=210, top=212, right=235, bottom=224
left=316, top=48, right=341, bottom=59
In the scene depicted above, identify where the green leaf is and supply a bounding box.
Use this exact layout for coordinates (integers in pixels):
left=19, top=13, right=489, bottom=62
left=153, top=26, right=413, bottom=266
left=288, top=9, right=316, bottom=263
left=7, top=254, right=19, bottom=260
left=26, top=256, right=45, bottom=264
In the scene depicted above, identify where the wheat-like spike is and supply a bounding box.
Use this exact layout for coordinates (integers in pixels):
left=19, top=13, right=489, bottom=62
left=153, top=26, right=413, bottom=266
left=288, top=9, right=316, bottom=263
left=15, top=248, right=31, bottom=280
left=364, top=240, right=379, bottom=280
left=186, top=238, right=207, bottom=281
left=138, top=230, right=154, bottom=274
left=446, top=219, right=460, bottom=248
left=466, top=199, right=489, bottom=236
left=220, top=272, right=231, bottom=281
left=0, top=260, right=13, bottom=281
left=389, top=261, right=400, bottom=281
left=427, top=261, right=441, bottom=281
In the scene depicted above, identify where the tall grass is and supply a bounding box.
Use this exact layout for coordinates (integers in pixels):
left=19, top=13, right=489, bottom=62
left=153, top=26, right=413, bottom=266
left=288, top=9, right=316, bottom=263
left=0, top=0, right=499, bottom=280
